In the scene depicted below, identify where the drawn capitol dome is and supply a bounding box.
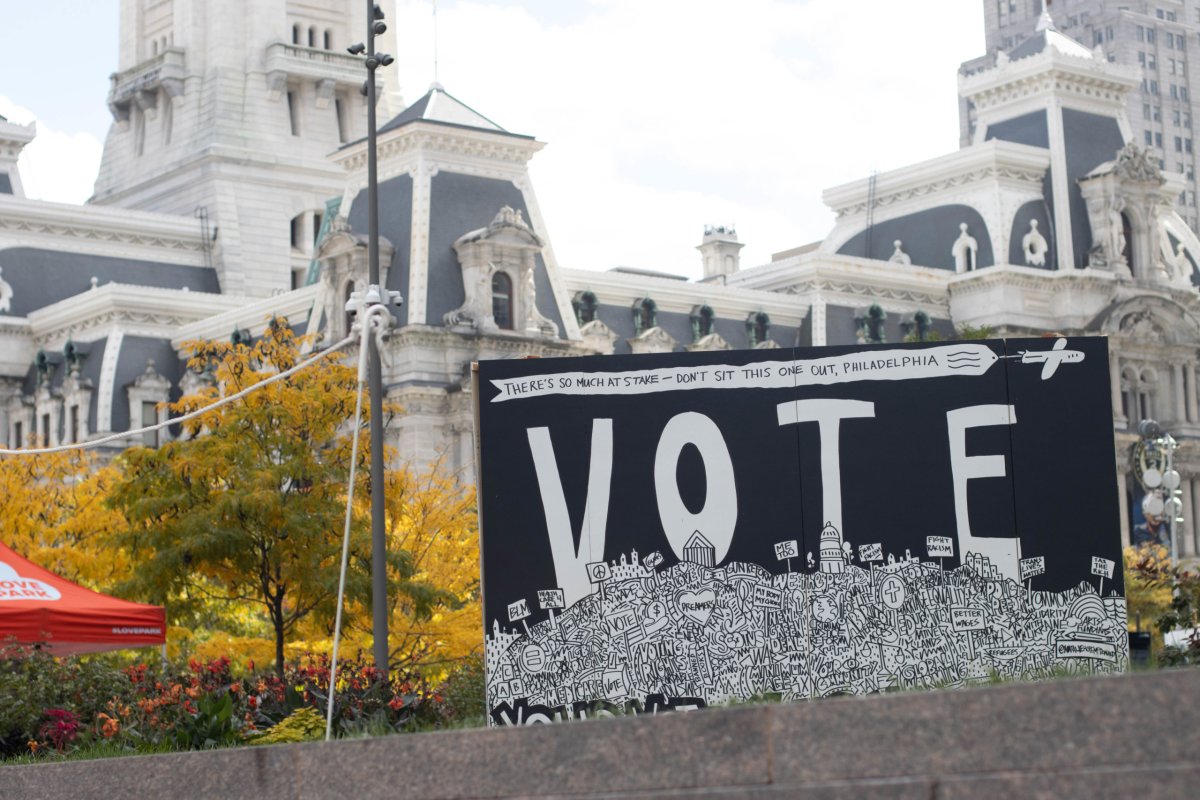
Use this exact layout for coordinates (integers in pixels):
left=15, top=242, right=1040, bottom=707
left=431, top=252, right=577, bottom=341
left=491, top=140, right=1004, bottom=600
left=819, top=521, right=844, bottom=574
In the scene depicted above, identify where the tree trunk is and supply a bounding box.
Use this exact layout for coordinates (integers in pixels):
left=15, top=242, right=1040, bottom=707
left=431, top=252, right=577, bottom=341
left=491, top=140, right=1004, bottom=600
left=272, top=594, right=286, bottom=678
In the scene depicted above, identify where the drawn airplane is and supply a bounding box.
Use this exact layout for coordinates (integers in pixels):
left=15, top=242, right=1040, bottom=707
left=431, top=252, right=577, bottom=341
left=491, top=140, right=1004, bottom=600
left=1019, top=337, right=1085, bottom=380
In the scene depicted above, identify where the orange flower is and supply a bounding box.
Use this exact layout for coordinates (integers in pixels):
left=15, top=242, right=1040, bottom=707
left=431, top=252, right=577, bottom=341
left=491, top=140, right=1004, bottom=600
left=27, top=740, right=39, bottom=754
left=97, top=713, right=120, bottom=739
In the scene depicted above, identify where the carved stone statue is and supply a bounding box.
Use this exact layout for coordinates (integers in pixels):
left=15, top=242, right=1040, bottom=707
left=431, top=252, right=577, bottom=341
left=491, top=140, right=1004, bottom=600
left=1157, top=221, right=1193, bottom=282
left=1115, top=142, right=1165, bottom=184
left=1121, top=312, right=1165, bottom=343
left=443, top=261, right=497, bottom=332
left=888, top=240, right=911, bottom=265
left=951, top=223, right=979, bottom=273
left=0, top=266, right=11, bottom=314
left=1021, top=220, right=1048, bottom=266
left=1110, top=197, right=1127, bottom=267
left=521, top=266, right=559, bottom=337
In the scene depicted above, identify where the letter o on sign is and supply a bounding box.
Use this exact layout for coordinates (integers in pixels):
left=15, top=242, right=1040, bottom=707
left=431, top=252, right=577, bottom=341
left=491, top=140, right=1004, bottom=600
left=654, top=412, right=737, bottom=565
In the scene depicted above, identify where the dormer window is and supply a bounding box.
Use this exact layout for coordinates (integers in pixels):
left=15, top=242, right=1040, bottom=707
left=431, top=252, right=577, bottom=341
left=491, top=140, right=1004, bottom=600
left=633, top=298, right=657, bottom=335
left=492, top=272, right=513, bottom=329
left=691, top=305, right=715, bottom=340
left=573, top=291, right=598, bottom=325
left=747, top=311, right=770, bottom=347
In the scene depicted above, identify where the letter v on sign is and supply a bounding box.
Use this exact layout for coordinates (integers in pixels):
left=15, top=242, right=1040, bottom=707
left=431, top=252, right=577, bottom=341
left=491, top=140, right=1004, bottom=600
left=527, top=420, right=613, bottom=607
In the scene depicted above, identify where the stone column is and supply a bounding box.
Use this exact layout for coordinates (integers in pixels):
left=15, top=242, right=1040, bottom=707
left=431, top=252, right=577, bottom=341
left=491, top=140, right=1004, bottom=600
left=1110, top=352, right=1125, bottom=427
left=1189, top=366, right=1200, bottom=423
left=1192, top=478, right=1200, bottom=557
left=1181, top=478, right=1196, bottom=557
left=1174, top=363, right=1188, bottom=424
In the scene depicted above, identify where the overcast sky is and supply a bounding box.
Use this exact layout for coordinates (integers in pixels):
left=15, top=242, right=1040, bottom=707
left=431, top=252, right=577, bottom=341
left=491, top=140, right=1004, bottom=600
left=0, top=1, right=986, bottom=278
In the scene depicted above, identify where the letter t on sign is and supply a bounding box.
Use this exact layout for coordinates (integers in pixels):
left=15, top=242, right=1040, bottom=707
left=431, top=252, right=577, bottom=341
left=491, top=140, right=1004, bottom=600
left=527, top=420, right=613, bottom=608
left=776, top=399, right=875, bottom=539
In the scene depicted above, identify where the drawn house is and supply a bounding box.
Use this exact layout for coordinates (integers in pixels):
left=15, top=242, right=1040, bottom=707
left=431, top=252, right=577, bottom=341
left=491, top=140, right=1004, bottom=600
left=819, top=521, right=844, bottom=574
left=609, top=550, right=649, bottom=582
left=682, top=531, right=716, bottom=568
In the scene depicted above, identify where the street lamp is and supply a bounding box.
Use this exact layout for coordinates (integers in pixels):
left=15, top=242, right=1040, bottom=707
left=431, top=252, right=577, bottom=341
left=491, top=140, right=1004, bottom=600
left=1135, top=419, right=1184, bottom=566
left=348, top=0, right=398, bottom=678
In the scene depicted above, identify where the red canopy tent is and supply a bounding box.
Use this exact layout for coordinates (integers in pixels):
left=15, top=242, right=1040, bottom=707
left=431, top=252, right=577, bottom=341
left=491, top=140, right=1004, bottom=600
left=0, top=541, right=166, bottom=656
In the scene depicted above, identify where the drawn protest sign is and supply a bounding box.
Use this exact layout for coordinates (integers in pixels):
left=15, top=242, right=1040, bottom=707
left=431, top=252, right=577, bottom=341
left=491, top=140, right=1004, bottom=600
left=927, top=535, right=953, bottom=570
left=1091, top=556, right=1115, bottom=596
left=508, top=598, right=532, bottom=636
left=475, top=338, right=1126, bottom=726
left=1020, top=556, right=1045, bottom=587
left=858, top=543, right=883, bottom=562
left=774, top=540, right=799, bottom=572
left=927, top=535, right=953, bottom=557
left=537, top=589, right=565, bottom=629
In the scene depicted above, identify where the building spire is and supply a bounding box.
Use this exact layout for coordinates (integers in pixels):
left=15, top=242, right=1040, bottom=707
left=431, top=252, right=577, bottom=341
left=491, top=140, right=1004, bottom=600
left=432, top=0, right=440, bottom=86
left=1036, top=1, right=1055, bottom=32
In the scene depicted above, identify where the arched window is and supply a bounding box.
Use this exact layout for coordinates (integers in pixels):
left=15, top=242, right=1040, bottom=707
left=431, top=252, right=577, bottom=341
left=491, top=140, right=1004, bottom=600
left=691, top=305, right=715, bottom=340
left=747, top=311, right=771, bottom=347
left=573, top=291, right=598, bottom=325
left=292, top=24, right=301, bottom=44
left=152, top=39, right=159, bottom=56
left=290, top=214, right=304, bottom=251
left=632, top=298, right=657, bottom=334
left=492, top=272, right=513, bottom=329
left=901, top=310, right=931, bottom=342
left=1121, top=367, right=1138, bottom=424
left=308, top=26, right=317, bottom=47
left=1139, top=368, right=1158, bottom=421
left=324, top=29, right=333, bottom=50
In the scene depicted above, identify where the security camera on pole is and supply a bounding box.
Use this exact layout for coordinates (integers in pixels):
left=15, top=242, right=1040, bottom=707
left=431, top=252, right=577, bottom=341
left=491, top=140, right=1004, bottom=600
left=348, top=2, right=400, bottom=677
left=1135, top=419, right=1184, bottom=567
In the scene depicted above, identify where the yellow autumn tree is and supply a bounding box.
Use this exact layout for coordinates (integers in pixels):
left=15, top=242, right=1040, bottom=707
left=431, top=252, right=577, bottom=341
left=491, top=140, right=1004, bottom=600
left=0, top=450, right=129, bottom=589
left=108, top=320, right=455, bottom=676
left=295, top=461, right=481, bottom=677
left=383, top=464, right=480, bottom=674
left=1125, top=543, right=1174, bottom=644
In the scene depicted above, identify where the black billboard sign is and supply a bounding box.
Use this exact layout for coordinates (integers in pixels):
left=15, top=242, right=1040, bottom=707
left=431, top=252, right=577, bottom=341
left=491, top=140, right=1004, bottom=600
left=475, top=338, right=1127, bottom=726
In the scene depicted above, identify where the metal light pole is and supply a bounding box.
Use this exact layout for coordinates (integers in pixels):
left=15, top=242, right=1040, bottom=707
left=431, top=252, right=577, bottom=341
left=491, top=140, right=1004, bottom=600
left=1136, top=419, right=1184, bottom=566
left=349, top=2, right=397, bottom=677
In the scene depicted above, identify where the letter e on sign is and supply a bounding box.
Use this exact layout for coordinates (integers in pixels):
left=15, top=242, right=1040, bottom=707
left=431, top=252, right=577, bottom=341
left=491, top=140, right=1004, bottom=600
left=507, top=599, right=531, bottom=622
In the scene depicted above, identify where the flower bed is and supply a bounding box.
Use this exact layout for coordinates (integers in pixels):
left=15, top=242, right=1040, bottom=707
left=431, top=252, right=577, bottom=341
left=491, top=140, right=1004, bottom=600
left=0, top=643, right=481, bottom=760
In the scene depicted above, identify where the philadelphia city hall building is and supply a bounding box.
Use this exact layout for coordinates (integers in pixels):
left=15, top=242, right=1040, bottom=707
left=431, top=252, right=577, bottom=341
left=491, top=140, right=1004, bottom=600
left=1, top=2, right=1198, bottom=554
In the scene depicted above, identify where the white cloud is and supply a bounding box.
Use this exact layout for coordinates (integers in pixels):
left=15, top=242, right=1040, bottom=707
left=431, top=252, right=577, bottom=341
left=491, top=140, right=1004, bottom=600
left=0, top=96, right=103, bottom=205
left=4, top=1, right=985, bottom=278
left=391, top=0, right=983, bottom=278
